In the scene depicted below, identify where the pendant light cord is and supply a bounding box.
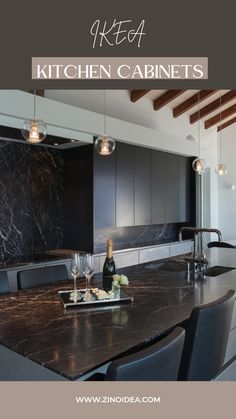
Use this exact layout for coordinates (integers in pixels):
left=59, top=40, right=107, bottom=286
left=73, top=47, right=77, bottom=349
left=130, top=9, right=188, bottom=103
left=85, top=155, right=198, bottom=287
left=219, top=90, right=222, bottom=163
left=104, top=90, right=106, bottom=135
left=198, top=91, right=200, bottom=158
left=33, top=89, right=36, bottom=120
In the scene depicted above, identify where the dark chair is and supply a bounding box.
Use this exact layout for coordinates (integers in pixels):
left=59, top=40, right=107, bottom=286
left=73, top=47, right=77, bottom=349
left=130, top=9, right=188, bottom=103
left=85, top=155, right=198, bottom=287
left=0, top=271, right=10, bottom=294
left=178, top=290, right=236, bottom=381
left=17, top=264, right=69, bottom=290
left=87, top=327, right=185, bottom=381
left=207, top=241, right=236, bottom=249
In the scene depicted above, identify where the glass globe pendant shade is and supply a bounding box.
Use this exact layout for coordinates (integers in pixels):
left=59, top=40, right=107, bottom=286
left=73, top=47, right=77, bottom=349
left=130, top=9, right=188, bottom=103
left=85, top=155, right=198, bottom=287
left=215, top=163, right=227, bottom=176
left=94, top=135, right=116, bottom=156
left=192, top=158, right=206, bottom=175
left=21, top=119, right=47, bottom=144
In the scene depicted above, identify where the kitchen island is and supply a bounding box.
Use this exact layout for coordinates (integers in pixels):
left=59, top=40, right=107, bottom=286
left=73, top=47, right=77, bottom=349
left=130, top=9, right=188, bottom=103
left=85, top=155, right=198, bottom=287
left=0, top=248, right=236, bottom=381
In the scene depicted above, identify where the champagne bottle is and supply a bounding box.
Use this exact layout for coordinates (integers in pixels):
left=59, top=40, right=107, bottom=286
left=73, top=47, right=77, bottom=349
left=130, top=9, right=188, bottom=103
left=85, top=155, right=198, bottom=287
left=103, top=239, right=116, bottom=291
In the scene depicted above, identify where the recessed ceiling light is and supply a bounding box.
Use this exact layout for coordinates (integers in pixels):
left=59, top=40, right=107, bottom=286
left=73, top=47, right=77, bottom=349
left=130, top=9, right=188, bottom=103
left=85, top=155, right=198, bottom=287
left=54, top=142, right=59, bottom=146
left=70, top=139, right=76, bottom=143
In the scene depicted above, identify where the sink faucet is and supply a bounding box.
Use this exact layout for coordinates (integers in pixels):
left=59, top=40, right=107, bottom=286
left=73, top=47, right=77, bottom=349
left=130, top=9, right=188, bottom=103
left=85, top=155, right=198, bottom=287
left=179, top=227, right=222, bottom=273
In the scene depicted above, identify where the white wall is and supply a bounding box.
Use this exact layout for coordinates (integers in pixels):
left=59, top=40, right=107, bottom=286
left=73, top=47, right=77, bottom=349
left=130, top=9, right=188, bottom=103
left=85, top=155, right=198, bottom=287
left=200, top=127, right=219, bottom=230
left=199, top=122, right=236, bottom=242
left=217, top=125, right=236, bottom=240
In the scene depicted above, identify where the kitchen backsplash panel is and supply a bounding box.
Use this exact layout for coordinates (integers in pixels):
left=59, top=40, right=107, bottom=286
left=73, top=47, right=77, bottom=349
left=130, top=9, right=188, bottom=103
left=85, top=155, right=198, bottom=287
left=0, top=140, right=63, bottom=262
left=94, top=223, right=187, bottom=254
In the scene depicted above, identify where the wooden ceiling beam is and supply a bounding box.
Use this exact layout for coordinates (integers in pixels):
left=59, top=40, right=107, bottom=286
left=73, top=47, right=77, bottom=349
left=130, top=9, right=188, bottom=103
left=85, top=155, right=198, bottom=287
left=130, top=90, right=151, bottom=102
left=173, top=90, right=217, bottom=118
left=217, top=116, right=236, bottom=132
left=205, top=104, right=236, bottom=129
left=190, top=90, right=236, bottom=124
left=154, top=90, right=186, bottom=111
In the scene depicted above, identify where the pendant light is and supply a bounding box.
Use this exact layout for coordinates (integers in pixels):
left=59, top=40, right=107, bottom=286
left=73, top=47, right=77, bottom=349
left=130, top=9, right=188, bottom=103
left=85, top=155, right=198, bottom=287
left=192, top=91, right=206, bottom=175
left=95, top=90, right=116, bottom=155
left=21, top=90, right=47, bottom=144
left=215, top=91, right=227, bottom=176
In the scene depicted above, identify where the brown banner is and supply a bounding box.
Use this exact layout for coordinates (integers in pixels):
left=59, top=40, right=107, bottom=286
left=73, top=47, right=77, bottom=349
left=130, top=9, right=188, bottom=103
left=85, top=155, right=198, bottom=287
left=32, top=57, right=208, bottom=80
left=0, top=381, right=235, bottom=419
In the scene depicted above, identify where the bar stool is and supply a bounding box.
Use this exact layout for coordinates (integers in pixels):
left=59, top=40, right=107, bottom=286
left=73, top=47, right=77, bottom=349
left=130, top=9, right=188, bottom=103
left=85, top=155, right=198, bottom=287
left=17, top=264, right=69, bottom=289
left=178, top=290, right=236, bottom=381
left=0, top=271, right=10, bottom=294
left=207, top=241, right=236, bottom=248
left=87, top=327, right=185, bottom=381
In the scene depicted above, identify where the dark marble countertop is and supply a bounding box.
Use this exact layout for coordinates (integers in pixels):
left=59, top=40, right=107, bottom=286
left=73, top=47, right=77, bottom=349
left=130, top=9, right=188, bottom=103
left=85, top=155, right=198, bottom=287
left=0, top=253, right=71, bottom=269
left=0, top=248, right=236, bottom=380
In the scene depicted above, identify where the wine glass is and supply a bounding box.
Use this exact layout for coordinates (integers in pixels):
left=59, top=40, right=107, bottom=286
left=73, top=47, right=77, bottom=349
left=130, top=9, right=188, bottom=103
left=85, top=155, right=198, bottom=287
left=82, top=254, right=94, bottom=301
left=70, top=253, right=80, bottom=302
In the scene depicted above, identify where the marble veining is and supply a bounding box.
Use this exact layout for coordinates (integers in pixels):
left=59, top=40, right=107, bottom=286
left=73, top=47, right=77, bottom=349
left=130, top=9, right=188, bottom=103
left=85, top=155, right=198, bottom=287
left=0, top=253, right=70, bottom=269
left=0, top=248, right=235, bottom=380
left=94, top=223, right=187, bottom=253
left=0, top=140, right=64, bottom=264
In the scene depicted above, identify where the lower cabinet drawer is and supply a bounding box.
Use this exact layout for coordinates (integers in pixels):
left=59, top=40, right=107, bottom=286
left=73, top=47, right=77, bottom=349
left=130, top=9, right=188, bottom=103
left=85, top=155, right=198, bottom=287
left=169, top=242, right=193, bottom=257
left=99, top=250, right=139, bottom=271
left=139, top=246, right=170, bottom=264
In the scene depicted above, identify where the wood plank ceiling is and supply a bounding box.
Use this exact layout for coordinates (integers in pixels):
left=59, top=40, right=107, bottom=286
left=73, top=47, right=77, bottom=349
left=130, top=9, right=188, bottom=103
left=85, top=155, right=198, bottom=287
left=130, top=89, right=236, bottom=132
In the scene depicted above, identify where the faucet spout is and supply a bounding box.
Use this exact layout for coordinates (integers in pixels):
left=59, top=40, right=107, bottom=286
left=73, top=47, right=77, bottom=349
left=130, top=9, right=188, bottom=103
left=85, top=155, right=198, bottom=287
left=179, top=226, right=222, bottom=243
left=197, top=228, right=222, bottom=242
left=178, top=226, right=223, bottom=274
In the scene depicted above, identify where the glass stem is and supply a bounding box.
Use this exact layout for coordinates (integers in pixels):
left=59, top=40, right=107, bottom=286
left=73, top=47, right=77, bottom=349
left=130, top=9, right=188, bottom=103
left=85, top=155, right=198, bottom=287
left=86, top=275, right=90, bottom=293
left=73, top=274, right=77, bottom=294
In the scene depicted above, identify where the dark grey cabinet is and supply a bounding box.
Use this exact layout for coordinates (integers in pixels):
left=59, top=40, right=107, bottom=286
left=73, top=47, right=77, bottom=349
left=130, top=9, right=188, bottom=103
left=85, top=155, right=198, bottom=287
left=63, top=145, right=94, bottom=252
left=94, top=150, right=116, bottom=228
left=179, top=156, right=190, bottom=222
left=99, top=145, right=191, bottom=228
left=116, top=143, right=135, bottom=227
left=165, top=153, right=179, bottom=223
left=64, top=143, right=193, bottom=252
left=151, top=151, right=166, bottom=224
left=134, top=147, right=151, bottom=225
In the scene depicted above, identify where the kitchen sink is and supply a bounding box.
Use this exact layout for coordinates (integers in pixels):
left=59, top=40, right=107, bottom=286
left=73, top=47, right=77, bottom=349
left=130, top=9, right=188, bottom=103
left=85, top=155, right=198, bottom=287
left=146, top=262, right=235, bottom=277
left=145, top=261, right=187, bottom=272
left=202, top=266, right=234, bottom=277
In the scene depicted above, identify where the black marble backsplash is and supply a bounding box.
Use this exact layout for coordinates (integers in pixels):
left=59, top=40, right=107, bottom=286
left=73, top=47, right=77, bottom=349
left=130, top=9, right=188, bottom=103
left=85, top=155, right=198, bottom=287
left=94, top=223, right=186, bottom=253
left=0, top=140, right=64, bottom=263
left=0, top=138, right=193, bottom=263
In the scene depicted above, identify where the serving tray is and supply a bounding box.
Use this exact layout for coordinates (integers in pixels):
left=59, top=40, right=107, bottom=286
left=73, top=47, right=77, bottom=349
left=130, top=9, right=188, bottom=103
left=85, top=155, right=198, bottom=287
left=58, top=288, right=133, bottom=309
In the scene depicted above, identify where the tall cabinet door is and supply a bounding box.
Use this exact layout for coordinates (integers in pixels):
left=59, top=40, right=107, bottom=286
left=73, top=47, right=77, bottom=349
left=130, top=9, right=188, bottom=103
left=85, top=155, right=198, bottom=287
left=179, top=156, right=190, bottom=222
left=165, top=153, right=179, bottom=223
left=134, top=147, right=151, bottom=225
left=94, top=150, right=116, bottom=228
left=116, top=143, right=135, bottom=227
left=63, top=145, right=94, bottom=252
left=151, top=150, right=166, bottom=224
